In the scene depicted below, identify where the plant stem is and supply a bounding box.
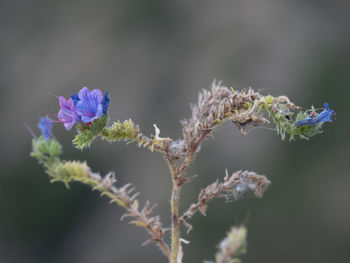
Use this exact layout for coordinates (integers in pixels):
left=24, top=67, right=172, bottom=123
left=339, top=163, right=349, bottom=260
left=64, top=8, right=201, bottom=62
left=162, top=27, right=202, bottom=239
left=168, top=160, right=181, bottom=263
left=170, top=183, right=181, bottom=263
left=168, top=133, right=209, bottom=263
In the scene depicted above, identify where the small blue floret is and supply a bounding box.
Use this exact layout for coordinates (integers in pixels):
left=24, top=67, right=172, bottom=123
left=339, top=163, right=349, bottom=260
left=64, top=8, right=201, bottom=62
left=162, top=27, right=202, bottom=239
left=295, top=102, right=334, bottom=127
left=314, top=103, right=334, bottom=124
left=37, top=116, right=52, bottom=140
left=70, top=93, right=80, bottom=106
left=102, top=91, right=110, bottom=115
left=295, top=116, right=316, bottom=127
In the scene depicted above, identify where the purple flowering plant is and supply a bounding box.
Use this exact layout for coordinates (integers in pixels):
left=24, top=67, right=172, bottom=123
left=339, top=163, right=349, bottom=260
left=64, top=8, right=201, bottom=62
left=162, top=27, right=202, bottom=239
left=58, top=87, right=110, bottom=131
left=54, top=87, right=110, bottom=148
left=30, top=82, right=334, bottom=263
left=295, top=103, right=335, bottom=127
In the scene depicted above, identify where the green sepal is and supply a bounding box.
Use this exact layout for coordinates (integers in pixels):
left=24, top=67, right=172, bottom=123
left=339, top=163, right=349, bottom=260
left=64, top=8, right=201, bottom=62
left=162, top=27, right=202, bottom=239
left=288, top=110, right=324, bottom=141
left=73, top=115, right=108, bottom=149
left=102, top=119, right=136, bottom=143
left=30, top=136, right=62, bottom=164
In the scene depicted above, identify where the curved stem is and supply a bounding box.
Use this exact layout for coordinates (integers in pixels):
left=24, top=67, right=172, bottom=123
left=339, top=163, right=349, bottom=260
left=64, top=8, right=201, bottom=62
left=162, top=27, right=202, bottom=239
left=79, top=177, right=171, bottom=260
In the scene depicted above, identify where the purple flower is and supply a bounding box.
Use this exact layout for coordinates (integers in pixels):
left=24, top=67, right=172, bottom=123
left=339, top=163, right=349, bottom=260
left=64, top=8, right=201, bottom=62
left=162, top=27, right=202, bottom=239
left=37, top=116, right=52, bottom=140
left=71, top=90, right=110, bottom=116
left=57, top=87, right=110, bottom=130
left=75, top=87, right=103, bottom=123
left=58, top=96, right=80, bottom=130
left=295, top=103, right=334, bottom=127
left=314, top=103, right=334, bottom=124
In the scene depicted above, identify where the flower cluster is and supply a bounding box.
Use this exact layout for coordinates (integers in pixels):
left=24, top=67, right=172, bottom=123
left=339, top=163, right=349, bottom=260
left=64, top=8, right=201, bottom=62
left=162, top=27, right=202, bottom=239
left=58, top=87, right=110, bottom=130
left=295, top=103, right=334, bottom=127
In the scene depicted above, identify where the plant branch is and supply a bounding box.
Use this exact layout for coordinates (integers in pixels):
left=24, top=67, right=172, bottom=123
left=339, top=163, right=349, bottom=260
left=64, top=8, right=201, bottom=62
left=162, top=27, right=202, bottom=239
left=180, top=170, right=271, bottom=233
left=101, top=120, right=171, bottom=155
left=31, top=142, right=171, bottom=260
left=64, top=161, right=171, bottom=259
left=168, top=159, right=181, bottom=263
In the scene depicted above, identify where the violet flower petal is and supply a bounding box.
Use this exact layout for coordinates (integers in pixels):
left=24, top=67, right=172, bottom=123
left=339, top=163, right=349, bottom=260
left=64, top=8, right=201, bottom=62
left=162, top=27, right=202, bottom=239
left=75, top=87, right=103, bottom=123
left=58, top=97, right=80, bottom=130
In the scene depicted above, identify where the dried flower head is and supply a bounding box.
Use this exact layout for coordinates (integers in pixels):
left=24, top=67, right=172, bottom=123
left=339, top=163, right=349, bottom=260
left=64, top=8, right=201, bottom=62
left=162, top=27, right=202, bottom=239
left=180, top=170, right=270, bottom=233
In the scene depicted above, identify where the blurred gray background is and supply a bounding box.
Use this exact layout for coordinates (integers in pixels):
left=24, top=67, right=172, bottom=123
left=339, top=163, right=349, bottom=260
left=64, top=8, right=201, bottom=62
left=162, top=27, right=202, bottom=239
left=0, top=0, right=349, bottom=262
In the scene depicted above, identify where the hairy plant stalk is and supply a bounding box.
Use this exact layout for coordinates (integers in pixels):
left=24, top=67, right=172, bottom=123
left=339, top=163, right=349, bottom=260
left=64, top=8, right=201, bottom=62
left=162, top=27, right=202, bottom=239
left=170, top=183, right=181, bottom=263
left=168, top=160, right=180, bottom=263
left=169, top=150, right=199, bottom=262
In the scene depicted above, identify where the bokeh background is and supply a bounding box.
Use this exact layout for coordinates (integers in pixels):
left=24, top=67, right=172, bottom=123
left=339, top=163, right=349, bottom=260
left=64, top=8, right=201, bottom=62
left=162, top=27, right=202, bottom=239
left=1, top=0, right=349, bottom=262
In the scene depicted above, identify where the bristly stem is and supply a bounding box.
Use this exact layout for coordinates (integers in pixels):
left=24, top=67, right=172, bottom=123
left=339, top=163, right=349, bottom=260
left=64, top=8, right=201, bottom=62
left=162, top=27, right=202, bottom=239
left=170, top=184, right=181, bottom=263
left=168, top=141, right=202, bottom=263
left=168, top=160, right=181, bottom=263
